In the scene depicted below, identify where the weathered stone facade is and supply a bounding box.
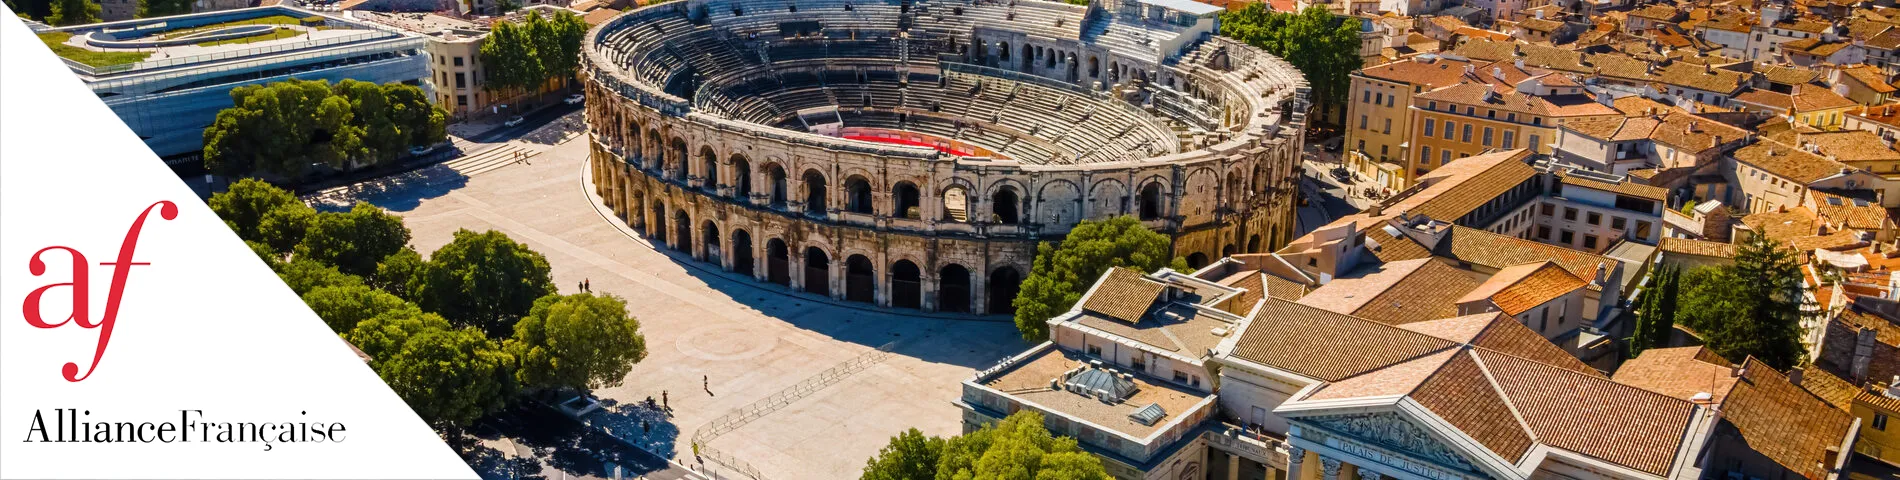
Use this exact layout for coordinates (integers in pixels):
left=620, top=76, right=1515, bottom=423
left=580, top=0, right=1309, bottom=314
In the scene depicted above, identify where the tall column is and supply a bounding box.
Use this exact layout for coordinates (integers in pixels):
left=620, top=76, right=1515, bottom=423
left=1286, top=446, right=1305, bottom=480
left=1357, top=469, right=1383, bottom=480
left=1320, top=458, right=1342, bottom=480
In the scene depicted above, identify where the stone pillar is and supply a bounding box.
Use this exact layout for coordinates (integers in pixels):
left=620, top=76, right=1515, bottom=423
left=1320, top=458, right=1341, bottom=480
left=1227, top=451, right=1241, bottom=480
left=1286, top=446, right=1305, bottom=480
left=1357, top=468, right=1382, bottom=480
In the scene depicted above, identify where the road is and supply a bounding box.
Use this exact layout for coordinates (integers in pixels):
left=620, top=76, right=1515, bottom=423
left=1293, top=139, right=1363, bottom=238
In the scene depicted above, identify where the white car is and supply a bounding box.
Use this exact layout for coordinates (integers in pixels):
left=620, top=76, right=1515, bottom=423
left=504, top=115, right=525, bottom=127
left=408, top=144, right=438, bottom=156
left=564, top=93, right=585, bottom=105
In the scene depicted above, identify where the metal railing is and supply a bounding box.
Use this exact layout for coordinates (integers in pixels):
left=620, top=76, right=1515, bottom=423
left=73, top=31, right=401, bottom=77
left=689, top=341, right=898, bottom=480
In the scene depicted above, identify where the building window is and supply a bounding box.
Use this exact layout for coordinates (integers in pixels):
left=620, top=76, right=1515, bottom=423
left=1087, top=344, right=1102, bottom=356
left=1564, top=207, right=1578, bottom=221
left=1423, top=119, right=1436, bottom=137
left=1612, top=217, right=1627, bottom=230
left=453, top=56, right=464, bottom=67
left=1508, top=113, right=1518, bottom=122
left=1503, top=131, right=1515, bottom=149
left=1587, top=212, right=1601, bottom=225
left=454, top=72, right=466, bottom=89
left=1383, top=118, right=1392, bottom=134
left=1462, top=124, right=1473, bottom=142
left=1877, top=413, right=1890, bottom=431
left=1421, top=146, right=1432, bottom=165
left=1583, top=235, right=1598, bottom=250
left=1537, top=225, right=1552, bottom=239
left=1360, top=115, right=1368, bottom=129
left=1441, top=150, right=1451, bottom=165
left=1482, top=127, right=1494, bottom=146
left=1444, top=121, right=1456, bottom=139
left=1363, top=91, right=1372, bottom=103
left=456, top=94, right=468, bottom=106
left=1560, top=230, right=1574, bottom=244
left=1173, top=370, right=1189, bottom=383
left=1635, top=220, right=1653, bottom=238
left=1428, top=101, right=1437, bottom=110
left=1131, top=356, right=1146, bottom=371
left=1529, top=134, right=1540, bottom=148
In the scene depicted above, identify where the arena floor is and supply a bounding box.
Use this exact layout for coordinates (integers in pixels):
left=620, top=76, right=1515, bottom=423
left=332, top=118, right=1029, bottom=479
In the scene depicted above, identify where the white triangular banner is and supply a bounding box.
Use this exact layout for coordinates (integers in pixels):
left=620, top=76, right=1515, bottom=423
left=0, top=7, right=477, bottom=478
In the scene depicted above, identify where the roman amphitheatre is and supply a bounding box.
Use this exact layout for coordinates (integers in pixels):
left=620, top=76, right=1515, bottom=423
left=581, top=0, right=1312, bottom=315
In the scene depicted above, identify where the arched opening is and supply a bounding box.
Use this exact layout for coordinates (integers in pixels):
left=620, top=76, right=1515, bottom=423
left=943, top=186, right=970, bottom=222
left=700, top=146, right=719, bottom=192
left=987, top=266, right=1022, bottom=315
left=1222, top=244, right=1236, bottom=257
left=732, top=229, right=754, bottom=276
left=1247, top=234, right=1262, bottom=253
left=767, top=163, right=789, bottom=208
left=999, top=41, right=1011, bottom=61
left=1088, top=56, right=1099, bottom=78
left=1186, top=252, right=1209, bottom=269
left=766, top=239, right=790, bottom=285
left=732, top=154, right=753, bottom=201
left=992, top=186, right=1020, bottom=224
left=701, top=220, right=721, bottom=264
left=1019, top=44, right=1033, bottom=70
left=893, top=181, right=921, bottom=219
left=844, top=175, right=873, bottom=214
left=651, top=200, right=668, bottom=244
left=669, top=138, right=689, bottom=180
left=631, top=190, right=647, bottom=232
left=845, top=254, right=875, bottom=303
left=803, top=169, right=828, bottom=217
left=940, top=264, right=971, bottom=313
left=1139, top=183, right=1164, bottom=220
left=804, top=247, right=831, bottom=296
left=673, top=210, right=692, bottom=253
left=891, top=260, right=921, bottom=309
left=645, top=129, right=663, bottom=168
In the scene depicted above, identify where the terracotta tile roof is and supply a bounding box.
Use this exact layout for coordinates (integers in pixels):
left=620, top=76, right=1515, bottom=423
left=1799, top=130, right=1900, bottom=162
left=1365, top=225, right=1435, bottom=263
left=1261, top=273, right=1310, bottom=301
left=1839, top=64, right=1897, bottom=93
left=1630, top=4, right=1682, bottom=20
left=1465, top=312, right=1603, bottom=375
left=1612, top=346, right=1739, bottom=403
left=1742, top=208, right=1821, bottom=243
left=1308, top=348, right=1459, bottom=400
left=1730, top=140, right=1853, bottom=184
left=1813, top=191, right=1892, bottom=230
left=1519, top=17, right=1563, bottom=32
left=1409, top=351, right=1536, bottom=461
left=1081, top=268, right=1166, bottom=322
left=1433, top=226, right=1614, bottom=290
left=1798, top=367, right=1859, bottom=411
left=1407, top=149, right=1540, bottom=221
left=1349, top=260, right=1489, bottom=324
left=1557, top=170, right=1669, bottom=201
left=1476, top=349, right=1698, bottom=476
left=1614, top=96, right=1676, bottom=116
left=1868, top=27, right=1900, bottom=50
left=1791, top=85, right=1859, bottom=111
left=1697, top=12, right=1754, bottom=32
left=1219, top=270, right=1267, bottom=312
left=1789, top=230, right=1865, bottom=252
left=1837, top=306, right=1900, bottom=346
left=1461, top=261, right=1588, bottom=315
left=1228, top=299, right=1457, bottom=381
left=1854, top=387, right=1900, bottom=414
left=1735, top=89, right=1796, bottom=111
left=582, top=8, right=621, bottom=26
left=1659, top=237, right=1738, bottom=258
left=1722, top=358, right=1858, bottom=480
left=1358, top=57, right=1480, bottom=88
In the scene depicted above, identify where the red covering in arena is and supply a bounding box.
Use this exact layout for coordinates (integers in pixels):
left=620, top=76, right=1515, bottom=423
left=844, top=135, right=975, bottom=157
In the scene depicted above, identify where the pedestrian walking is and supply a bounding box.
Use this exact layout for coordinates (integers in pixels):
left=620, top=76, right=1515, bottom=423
left=704, top=375, right=712, bottom=396
left=662, top=390, right=669, bottom=410
left=584, top=278, right=591, bottom=292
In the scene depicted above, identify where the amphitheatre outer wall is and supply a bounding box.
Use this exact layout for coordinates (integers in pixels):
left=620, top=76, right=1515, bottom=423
left=580, top=0, right=1310, bottom=315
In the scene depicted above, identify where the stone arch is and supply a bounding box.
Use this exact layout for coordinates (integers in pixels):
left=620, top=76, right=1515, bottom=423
left=804, top=246, right=831, bottom=296
left=651, top=199, right=669, bottom=244
left=1089, top=179, right=1127, bottom=219
left=999, top=41, right=1011, bottom=61
left=1138, top=181, right=1166, bottom=220
left=991, top=185, right=1022, bottom=225
left=892, top=181, right=922, bottom=219
left=940, top=263, right=971, bottom=313
left=732, top=228, right=754, bottom=276
left=942, top=184, right=972, bottom=222
left=1186, top=252, right=1209, bottom=269
left=669, top=137, right=689, bottom=180
left=845, top=254, right=875, bottom=303
left=1247, top=234, right=1262, bottom=253
left=843, top=174, right=874, bottom=214
left=1222, top=243, right=1236, bottom=257
left=802, top=169, right=829, bottom=216
left=765, top=162, right=789, bottom=207
left=987, top=265, right=1023, bottom=315
left=766, top=238, right=791, bottom=285
left=891, top=259, right=921, bottom=309
left=731, top=153, right=753, bottom=201
left=1036, top=180, right=1081, bottom=226
left=699, top=145, right=720, bottom=192
left=701, top=219, right=721, bottom=264
left=1182, top=168, right=1219, bottom=223
left=1088, top=55, right=1099, bottom=78
left=645, top=129, right=664, bottom=167
left=673, top=209, right=692, bottom=253
left=1225, top=169, right=1247, bottom=206
left=1020, top=44, right=1032, bottom=70
left=630, top=189, right=648, bottom=231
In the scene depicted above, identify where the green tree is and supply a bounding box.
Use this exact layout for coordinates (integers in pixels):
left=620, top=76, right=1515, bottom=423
left=203, top=79, right=364, bottom=182
left=479, top=19, right=544, bottom=94
left=246, top=240, right=283, bottom=271
left=346, top=307, right=453, bottom=361
left=1219, top=5, right=1362, bottom=120
left=1012, top=216, right=1180, bottom=341
left=209, top=178, right=300, bottom=243
left=375, top=326, right=516, bottom=428
left=411, top=229, right=555, bottom=335
left=332, top=80, right=449, bottom=164
left=935, top=411, right=1107, bottom=480
left=276, top=258, right=363, bottom=296
left=295, top=202, right=412, bottom=277
left=861, top=428, right=946, bottom=480
left=11, top=0, right=54, bottom=21
left=373, top=247, right=426, bottom=299
left=508, top=293, right=647, bottom=391
left=1676, top=235, right=1810, bottom=369
left=304, top=284, right=413, bottom=333
left=47, top=0, right=97, bottom=25
left=1631, top=265, right=1682, bottom=355
left=136, top=0, right=188, bottom=17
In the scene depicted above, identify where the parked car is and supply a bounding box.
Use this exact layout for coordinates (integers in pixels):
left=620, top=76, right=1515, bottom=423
left=564, top=93, right=585, bottom=105
left=408, top=144, right=439, bottom=156
left=504, top=115, right=526, bottom=127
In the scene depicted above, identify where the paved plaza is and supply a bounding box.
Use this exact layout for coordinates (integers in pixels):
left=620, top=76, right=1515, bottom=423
left=322, top=116, right=1029, bottom=480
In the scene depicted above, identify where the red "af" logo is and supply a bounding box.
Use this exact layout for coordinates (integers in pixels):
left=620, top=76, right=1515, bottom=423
left=21, top=200, right=177, bottom=382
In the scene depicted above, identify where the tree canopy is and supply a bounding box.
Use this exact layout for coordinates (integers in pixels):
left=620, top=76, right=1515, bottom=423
left=508, top=293, right=647, bottom=392
left=203, top=79, right=445, bottom=182
left=478, top=10, right=587, bottom=94
left=296, top=202, right=412, bottom=277
left=47, top=0, right=97, bottom=25
left=137, top=0, right=189, bottom=18
left=1220, top=5, right=1361, bottom=113
left=304, top=284, right=413, bottom=333
left=410, top=228, right=556, bottom=336
left=372, top=325, right=516, bottom=428
left=1675, top=234, right=1810, bottom=369
left=1012, top=216, right=1183, bottom=340
left=276, top=258, right=363, bottom=296
left=210, top=178, right=304, bottom=244
left=1631, top=264, right=1682, bottom=356
left=861, top=411, right=1108, bottom=480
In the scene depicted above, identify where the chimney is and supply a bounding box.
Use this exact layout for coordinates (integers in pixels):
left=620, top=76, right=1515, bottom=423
left=1466, top=64, right=1476, bottom=75
left=1536, top=9, right=1544, bottom=19
left=1598, top=90, right=1614, bottom=106
left=1788, top=365, right=1805, bottom=385
left=1517, top=58, right=1526, bottom=69
left=1713, top=135, right=1722, bottom=148
left=1593, top=262, right=1608, bottom=285
left=1493, top=66, right=1505, bottom=80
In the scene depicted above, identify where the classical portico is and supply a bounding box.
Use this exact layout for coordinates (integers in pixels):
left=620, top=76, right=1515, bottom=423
left=1281, top=413, right=1497, bottom=480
